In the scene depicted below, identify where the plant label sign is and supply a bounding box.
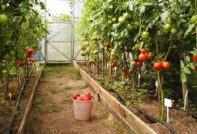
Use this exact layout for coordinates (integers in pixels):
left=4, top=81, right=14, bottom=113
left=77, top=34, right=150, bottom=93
left=164, top=98, right=172, bottom=107
left=155, top=81, right=159, bottom=87
left=164, top=98, right=173, bottom=123
left=114, top=67, right=117, bottom=76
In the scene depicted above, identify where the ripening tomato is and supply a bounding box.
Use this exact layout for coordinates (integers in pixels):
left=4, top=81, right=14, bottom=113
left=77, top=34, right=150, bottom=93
left=72, top=92, right=80, bottom=100
left=17, top=61, right=24, bottom=66
left=136, top=61, right=142, bottom=67
left=84, top=91, right=92, bottom=100
left=195, top=65, right=197, bottom=71
left=140, top=49, right=146, bottom=54
left=153, top=62, right=163, bottom=71
left=31, top=58, right=36, bottom=63
left=26, top=48, right=34, bottom=55
left=162, top=61, right=171, bottom=70
left=138, top=53, right=147, bottom=61
left=146, top=52, right=154, bottom=59
left=111, top=62, right=116, bottom=67
left=76, top=96, right=82, bottom=101
left=83, top=96, right=90, bottom=101
left=193, top=54, right=197, bottom=62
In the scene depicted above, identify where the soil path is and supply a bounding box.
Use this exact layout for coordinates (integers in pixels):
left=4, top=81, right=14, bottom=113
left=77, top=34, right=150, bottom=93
left=26, top=65, right=128, bottom=134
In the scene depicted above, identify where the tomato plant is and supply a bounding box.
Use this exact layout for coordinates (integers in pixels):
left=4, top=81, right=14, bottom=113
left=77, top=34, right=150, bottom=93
left=79, top=0, right=197, bottom=120
left=0, top=0, right=48, bottom=99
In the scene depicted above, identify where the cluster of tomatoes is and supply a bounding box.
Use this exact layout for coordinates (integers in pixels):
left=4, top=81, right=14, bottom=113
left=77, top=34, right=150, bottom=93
left=153, top=61, right=171, bottom=71
left=16, top=48, right=36, bottom=66
left=135, top=48, right=154, bottom=68
left=26, top=48, right=36, bottom=63
left=193, top=54, right=197, bottom=71
left=72, top=91, right=93, bottom=101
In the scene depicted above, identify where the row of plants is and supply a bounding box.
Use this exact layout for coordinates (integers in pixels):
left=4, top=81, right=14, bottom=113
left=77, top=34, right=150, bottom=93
left=79, top=0, right=197, bottom=120
left=0, top=0, right=47, bottom=102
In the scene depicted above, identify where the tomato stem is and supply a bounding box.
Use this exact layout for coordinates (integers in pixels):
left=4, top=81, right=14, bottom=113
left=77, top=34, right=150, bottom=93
left=157, top=71, right=164, bottom=121
left=195, top=26, right=197, bottom=49
left=164, top=34, right=172, bottom=61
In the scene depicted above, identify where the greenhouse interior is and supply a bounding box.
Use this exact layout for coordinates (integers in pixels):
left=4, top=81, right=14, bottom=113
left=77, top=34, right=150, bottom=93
left=0, top=0, right=197, bottom=134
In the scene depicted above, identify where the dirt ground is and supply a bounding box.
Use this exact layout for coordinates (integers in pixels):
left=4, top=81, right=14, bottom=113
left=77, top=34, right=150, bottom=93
left=25, top=65, right=129, bottom=134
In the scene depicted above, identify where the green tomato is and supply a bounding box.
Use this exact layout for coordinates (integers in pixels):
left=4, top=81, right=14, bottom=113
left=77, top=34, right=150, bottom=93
left=118, top=16, right=125, bottom=24
left=142, top=32, right=150, bottom=40
left=113, top=24, right=119, bottom=30
left=112, top=18, right=116, bottom=22
left=108, top=20, right=112, bottom=25
left=127, top=24, right=133, bottom=30
left=123, top=12, right=129, bottom=20
left=191, top=15, right=197, bottom=24
left=134, top=22, right=139, bottom=29
left=134, top=43, right=140, bottom=49
left=171, top=28, right=177, bottom=35
left=0, top=14, right=8, bottom=25
left=164, top=23, right=171, bottom=31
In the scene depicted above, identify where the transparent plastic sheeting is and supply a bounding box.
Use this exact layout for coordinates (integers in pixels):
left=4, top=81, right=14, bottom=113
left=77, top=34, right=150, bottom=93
left=40, top=21, right=85, bottom=63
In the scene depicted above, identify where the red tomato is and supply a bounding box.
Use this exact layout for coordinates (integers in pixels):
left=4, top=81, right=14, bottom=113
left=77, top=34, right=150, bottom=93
left=31, top=58, right=36, bottom=63
left=194, top=65, right=197, bottom=71
left=27, top=58, right=35, bottom=63
left=135, top=61, right=142, bottom=67
left=162, top=61, right=171, bottom=70
left=83, top=96, right=90, bottom=101
left=84, top=91, right=92, bottom=98
left=153, top=62, right=163, bottom=71
left=17, top=61, right=24, bottom=66
left=111, top=62, right=116, bottom=67
left=72, top=92, right=80, bottom=100
left=27, top=57, right=32, bottom=62
left=193, top=54, right=197, bottom=62
left=26, top=48, right=34, bottom=55
left=140, top=49, right=146, bottom=54
left=76, top=96, right=82, bottom=101
left=124, top=69, right=130, bottom=75
left=138, top=53, right=147, bottom=61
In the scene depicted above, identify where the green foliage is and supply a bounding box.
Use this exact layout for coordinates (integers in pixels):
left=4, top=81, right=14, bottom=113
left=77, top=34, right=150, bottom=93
left=79, top=0, right=197, bottom=116
left=0, top=0, right=48, bottom=96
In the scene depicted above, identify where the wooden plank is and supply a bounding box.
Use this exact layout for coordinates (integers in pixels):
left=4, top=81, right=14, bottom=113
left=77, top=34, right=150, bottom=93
left=17, top=67, right=43, bottom=134
left=73, top=61, right=157, bottom=134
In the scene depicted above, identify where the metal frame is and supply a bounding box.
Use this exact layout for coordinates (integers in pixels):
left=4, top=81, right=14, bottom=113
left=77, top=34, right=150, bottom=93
left=43, top=0, right=85, bottom=64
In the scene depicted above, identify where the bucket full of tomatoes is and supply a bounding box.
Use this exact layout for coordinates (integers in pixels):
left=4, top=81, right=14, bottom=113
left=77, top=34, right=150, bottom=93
left=72, top=91, right=93, bottom=121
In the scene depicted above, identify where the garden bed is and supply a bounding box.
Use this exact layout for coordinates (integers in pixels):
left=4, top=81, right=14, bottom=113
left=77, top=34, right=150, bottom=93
left=0, top=66, right=43, bottom=134
left=73, top=61, right=197, bottom=134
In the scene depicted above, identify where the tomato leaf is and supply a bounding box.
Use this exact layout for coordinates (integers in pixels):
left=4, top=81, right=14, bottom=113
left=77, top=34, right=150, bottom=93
left=40, top=2, right=46, bottom=10
left=185, top=56, right=190, bottom=62
left=184, top=24, right=195, bottom=38
left=180, top=60, right=185, bottom=68
left=181, top=73, right=187, bottom=83
left=188, top=63, right=195, bottom=70
left=183, top=67, right=191, bottom=74
left=127, top=1, right=134, bottom=11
